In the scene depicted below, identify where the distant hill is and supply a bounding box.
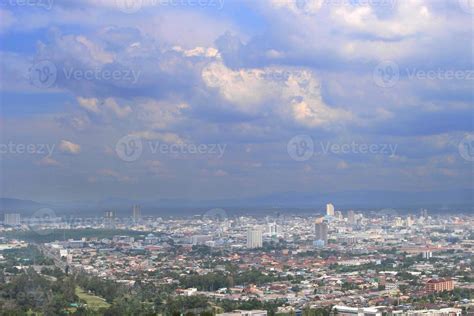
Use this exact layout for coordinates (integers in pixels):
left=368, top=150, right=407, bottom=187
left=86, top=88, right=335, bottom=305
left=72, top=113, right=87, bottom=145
left=1, top=188, right=472, bottom=216
left=0, top=198, right=50, bottom=214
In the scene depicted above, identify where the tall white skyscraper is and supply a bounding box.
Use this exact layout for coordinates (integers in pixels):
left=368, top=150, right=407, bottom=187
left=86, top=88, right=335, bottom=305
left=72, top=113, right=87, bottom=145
left=4, top=213, right=21, bottom=226
left=132, top=205, right=141, bottom=221
left=326, top=203, right=335, bottom=216
left=247, top=228, right=263, bottom=249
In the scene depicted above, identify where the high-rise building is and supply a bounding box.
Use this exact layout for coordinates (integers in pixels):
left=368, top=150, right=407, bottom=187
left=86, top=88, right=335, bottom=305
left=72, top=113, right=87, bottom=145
left=103, top=210, right=116, bottom=219
left=132, top=205, right=141, bottom=221
left=247, top=228, right=263, bottom=249
left=103, top=210, right=116, bottom=228
left=347, top=210, right=355, bottom=225
left=314, top=217, right=328, bottom=246
left=267, top=223, right=278, bottom=237
left=326, top=203, right=335, bottom=216
left=4, top=213, right=21, bottom=226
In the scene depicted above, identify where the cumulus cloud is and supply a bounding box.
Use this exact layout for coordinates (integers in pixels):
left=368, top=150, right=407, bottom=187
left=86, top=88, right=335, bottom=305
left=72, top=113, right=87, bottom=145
left=77, top=97, right=100, bottom=113
left=77, top=97, right=132, bottom=118
left=138, top=100, right=189, bottom=129
left=202, top=62, right=352, bottom=128
left=36, top=156, right=61, bottom=167
left=132, top=131, right=186, bottom=144
left=59, top=140, right=81, bottom=155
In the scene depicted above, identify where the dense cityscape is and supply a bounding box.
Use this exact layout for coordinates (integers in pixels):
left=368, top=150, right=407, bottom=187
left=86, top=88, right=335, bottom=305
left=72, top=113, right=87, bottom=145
left=0, top=205, right=472, bottom=315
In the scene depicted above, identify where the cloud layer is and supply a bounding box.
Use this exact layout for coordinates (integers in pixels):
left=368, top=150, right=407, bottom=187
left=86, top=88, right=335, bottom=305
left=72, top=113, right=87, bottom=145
left=0, top=0, right=472, bottom=202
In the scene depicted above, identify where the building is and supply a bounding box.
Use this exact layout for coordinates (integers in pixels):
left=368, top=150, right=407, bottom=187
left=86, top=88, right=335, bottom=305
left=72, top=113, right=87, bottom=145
left=422, top=250, right=432, bottom=259
left=132, top=205, right=141, bottom=221
left=191, top=235, right=211, bottom=245
left=247, top=229, right=263, bottom=249
left=332, top=305, right=383, bottom=316
left=103, top=210, right=116, bottom=219
left=144, top=233, right=159, bottom=245
left=314, top=217, right=328, bottom=246
left=217, top=310, right=267, bottom=316
left=425, top=278, right=454, bottom=292
left=267, top=223, right=278, bottom=237
left=4, top=213, right=21, bottom=226
left=326, top=203, right=335, bottom=216
left=391, top=308, right=461, bottom=316
left=347, top=210, right=356, bottom=225
left=66, top=239, right=84, bottom=249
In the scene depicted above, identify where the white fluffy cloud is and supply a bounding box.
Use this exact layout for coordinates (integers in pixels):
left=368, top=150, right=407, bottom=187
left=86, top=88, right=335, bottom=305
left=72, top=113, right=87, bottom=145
left=77, top=97, right=132, bottom=118
left=59, top=140, right=81, bottom=155
left=202, top=62, right=352, bottom=128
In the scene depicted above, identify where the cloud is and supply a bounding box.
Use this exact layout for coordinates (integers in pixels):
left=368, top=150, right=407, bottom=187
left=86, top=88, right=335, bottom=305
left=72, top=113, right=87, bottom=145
left=36, top=156, right=61, bottom=167
left=214, top=169, right=228, bottom=177
left=77, top=97, right=132, bottom=118
left=59, top=140, right=81, bottom=154
left=202, top=61, right=352, bottom=128
left=337, top=161, right=349, bottom=169
left=103, top=98, right=132, bottom=118
left=77, top=97, right=100, bottom=113
left=97, top=168, right=133, bottom=182
left=137, top=100, right=189, bottom=129
left=132, top=131, right=186, bottom=144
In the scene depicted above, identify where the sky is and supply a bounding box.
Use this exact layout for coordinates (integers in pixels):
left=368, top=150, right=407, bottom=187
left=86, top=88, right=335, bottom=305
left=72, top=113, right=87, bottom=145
left=0, top=0, right=473, bottom=204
